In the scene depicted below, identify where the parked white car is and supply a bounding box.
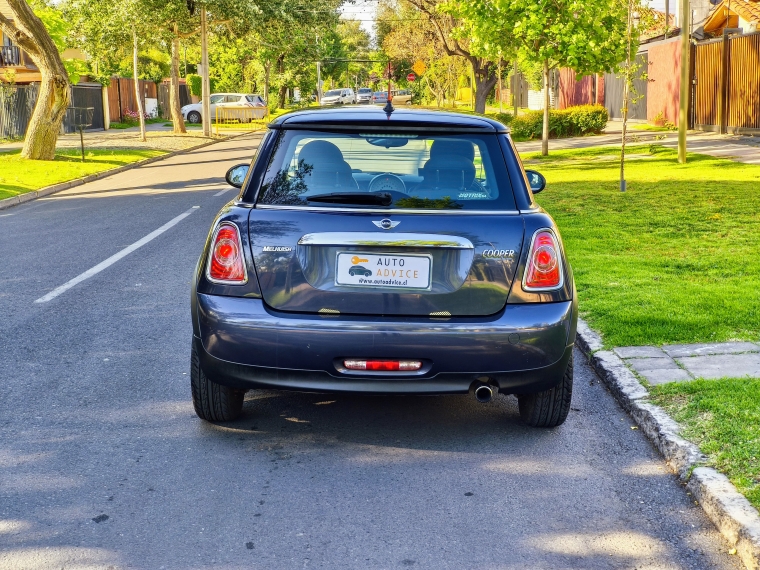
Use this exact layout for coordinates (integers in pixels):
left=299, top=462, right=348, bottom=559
left=181, top=93, right=266, bottom=123
left=320, top=88, right=355, bottom=105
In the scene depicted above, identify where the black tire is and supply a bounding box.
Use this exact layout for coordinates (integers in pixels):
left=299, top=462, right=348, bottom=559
left=191, top=343, right=244, bottom=422
left=187, top=111, right=201, bottom=124
left=517, top=352, right=573, bottom=428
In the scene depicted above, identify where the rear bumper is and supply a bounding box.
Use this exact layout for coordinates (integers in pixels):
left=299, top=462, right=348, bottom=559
left=195, top=294, right=577, bottom=395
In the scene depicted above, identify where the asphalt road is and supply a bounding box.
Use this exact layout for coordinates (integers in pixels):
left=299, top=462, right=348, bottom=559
left=0, top=134, right=742, bottom=570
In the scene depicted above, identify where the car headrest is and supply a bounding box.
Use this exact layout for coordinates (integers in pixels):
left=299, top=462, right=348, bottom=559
left=429, top=140, right=475, bottom=162
left=298, top=140, right=347, bottom=167
left=422, top=155, right=476, bottom=189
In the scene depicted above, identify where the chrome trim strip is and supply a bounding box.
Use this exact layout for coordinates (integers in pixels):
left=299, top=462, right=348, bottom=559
left=298, top=232, right=474, bottom=249
left=205, top=222, right=249, bottom=285
left=521, top=227, right=565, bottom=292
left=256, top=204, right=520, bottom=215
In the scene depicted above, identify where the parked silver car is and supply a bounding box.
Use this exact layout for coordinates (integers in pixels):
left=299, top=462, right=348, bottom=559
left=356, top=88, right=373, bottom=104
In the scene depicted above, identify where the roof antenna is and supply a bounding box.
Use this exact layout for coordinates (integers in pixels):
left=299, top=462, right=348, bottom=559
left=384, top=61, right=395, bottom=118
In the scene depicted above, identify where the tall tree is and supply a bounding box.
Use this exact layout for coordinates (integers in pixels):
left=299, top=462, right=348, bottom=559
left=380, top=0, right=466, bottom=107
left=254, top=0, right=342, bottom=109
left=146, top=0, right=258, bottom=133
left=450, top=0, right=629, bottom=154
left=401, top=0, right=504, bottom=113
left=0, top=0, right=70, bottom=160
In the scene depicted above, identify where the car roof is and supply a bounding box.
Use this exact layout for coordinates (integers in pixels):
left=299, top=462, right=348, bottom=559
left=270, top=106, right=508, bottom=133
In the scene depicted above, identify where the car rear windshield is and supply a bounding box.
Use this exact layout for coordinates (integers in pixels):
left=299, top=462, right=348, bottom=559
left=358, top=88, right=372, bottom=93
left=255, top=129, right=516, bottom=211
left=324, top=90, right=342, bottom=97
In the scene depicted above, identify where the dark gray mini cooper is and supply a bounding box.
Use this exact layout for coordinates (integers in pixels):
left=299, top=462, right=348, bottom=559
left=191, top=107, right=577, bottom=427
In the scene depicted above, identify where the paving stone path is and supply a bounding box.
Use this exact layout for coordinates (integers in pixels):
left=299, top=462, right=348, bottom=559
left=614, top=342, right=760, bottom=384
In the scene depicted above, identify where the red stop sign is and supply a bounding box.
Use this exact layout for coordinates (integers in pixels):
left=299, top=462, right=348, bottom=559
left=407, top=73, right=416, bottom=82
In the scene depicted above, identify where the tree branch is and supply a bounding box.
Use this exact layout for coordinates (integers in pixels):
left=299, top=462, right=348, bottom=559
left=402, top=0, right=469, bottom=59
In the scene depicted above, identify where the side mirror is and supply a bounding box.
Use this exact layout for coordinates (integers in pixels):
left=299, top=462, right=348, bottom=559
left=525, top=169, right=546, bottom=194
left=225, top=164, right=249, bottom=188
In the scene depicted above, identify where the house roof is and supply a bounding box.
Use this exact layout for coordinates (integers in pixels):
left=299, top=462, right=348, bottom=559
left=704, top=0, right=760, bottom=33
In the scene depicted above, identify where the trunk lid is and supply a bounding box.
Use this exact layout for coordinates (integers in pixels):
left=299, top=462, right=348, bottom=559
left=249, top=208, right=524, bottom=317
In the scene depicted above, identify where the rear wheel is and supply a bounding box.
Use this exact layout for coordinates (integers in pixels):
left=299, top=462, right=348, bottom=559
left=518, top=352, right=573, bottom=428
left=191, top=343, right=245, bottom=422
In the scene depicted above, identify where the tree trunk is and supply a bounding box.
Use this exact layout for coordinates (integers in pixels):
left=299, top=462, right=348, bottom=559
left=513, top=60, right=519, bottom=117
left=0, top=0, right=70, bottom=160
left=276, top=54, right=286, bottom=109
left=170, top=25, right=186, bottom=134
left=263, top=61, right=270, bottom=106
left=133, top=26, right=146, bottom=143
left=472, top=60, right=497, bottom=114
left=541, top=59, right=550, bottom=156
left=21, top=70, right=69, bottom=160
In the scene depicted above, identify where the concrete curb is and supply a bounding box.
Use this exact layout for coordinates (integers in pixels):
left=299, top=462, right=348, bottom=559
left=0, top=132, right=252, bottom=212
left=575, top=317, right=760, bottom=570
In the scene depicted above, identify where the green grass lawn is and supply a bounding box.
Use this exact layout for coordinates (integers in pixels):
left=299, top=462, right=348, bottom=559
left=0, top=148, right=165, bottom=200
left=526, top=144, right=760, bottom=347
left=632, top=124, right=676, bottom=132
left=650, top=379, right=760, bottom=510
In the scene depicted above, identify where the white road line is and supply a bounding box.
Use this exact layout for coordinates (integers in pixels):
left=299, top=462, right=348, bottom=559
left=34, top=207, right=199, bottom=304
left=213, top=188, right=232, bottom=196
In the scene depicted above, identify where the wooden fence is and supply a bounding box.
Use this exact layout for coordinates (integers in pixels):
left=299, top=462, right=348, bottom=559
left=106, top=77, right=157, bottom=123
left=1, top=84, right=105, bottom=139
left=694, top=31, right=760, bottom=133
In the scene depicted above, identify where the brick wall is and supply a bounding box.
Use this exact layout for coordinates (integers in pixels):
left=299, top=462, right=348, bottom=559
left=646, top=38, right=681, bottom=125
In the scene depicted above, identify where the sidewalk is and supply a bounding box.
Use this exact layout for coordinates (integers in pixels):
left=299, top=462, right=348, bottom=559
left=0, top=123, right=255, bottom=154
left=615, top=342, right=760, bottom=385
left=514, top=126, right=760, bottom=165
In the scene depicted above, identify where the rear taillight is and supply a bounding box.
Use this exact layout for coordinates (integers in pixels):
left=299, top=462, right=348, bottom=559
left=344, top=360, right=422, bottom=372
left=206, top=223, right=247, bottom=284
left=522, top=229, right=563, bottom=291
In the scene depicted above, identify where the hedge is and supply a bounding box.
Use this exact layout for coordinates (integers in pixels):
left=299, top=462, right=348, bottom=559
left=510, top=105, right=608, bottom=139
left=487, top=112, right=514, bottom=125
left=186, top=73, right=218, bottom=97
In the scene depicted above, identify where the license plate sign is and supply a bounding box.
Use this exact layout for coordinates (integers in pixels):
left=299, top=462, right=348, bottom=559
left=335, top=252, right=431, bottom=289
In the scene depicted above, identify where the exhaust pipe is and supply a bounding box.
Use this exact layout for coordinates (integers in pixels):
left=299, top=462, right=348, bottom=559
left=473, top=384, right=494, bottom=403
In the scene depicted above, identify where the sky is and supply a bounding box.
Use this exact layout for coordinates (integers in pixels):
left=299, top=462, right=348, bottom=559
left=339, top=0, right=378, bottom=37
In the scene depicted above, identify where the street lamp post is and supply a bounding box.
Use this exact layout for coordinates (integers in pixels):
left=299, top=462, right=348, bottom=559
left=678, top=0, right=690, bottom=163
left=200, top=10, right=211, bottom=137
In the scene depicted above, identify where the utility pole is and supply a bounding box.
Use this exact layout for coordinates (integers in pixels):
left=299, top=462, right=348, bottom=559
left=200, top=10, right=211, bottom=138
left=498, top=59, right=503, bottom=114
left=678, top=0, right=689, bottom=163
left=513, top=60, right=519, bottom=117
left=316, top=62, right=322, bottom=102
left=665, top=0, right=669, bottom=38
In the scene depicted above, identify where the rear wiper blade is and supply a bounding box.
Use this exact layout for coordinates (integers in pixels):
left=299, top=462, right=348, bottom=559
left=306, top=192, right=392, bottom=206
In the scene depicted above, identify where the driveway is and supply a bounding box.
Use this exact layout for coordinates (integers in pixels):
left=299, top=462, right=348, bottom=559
left=0, top=134, right=742, bottom=569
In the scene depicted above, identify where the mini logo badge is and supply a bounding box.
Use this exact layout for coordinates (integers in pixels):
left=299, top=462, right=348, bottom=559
left=262, top=246, right=292, bottom=252
left=372, top=219, right=400, bottom=230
